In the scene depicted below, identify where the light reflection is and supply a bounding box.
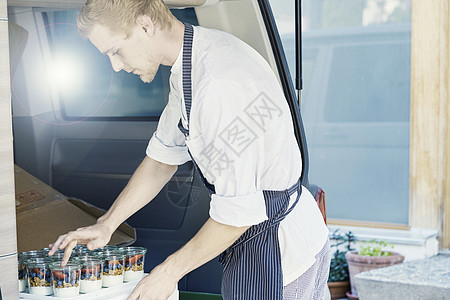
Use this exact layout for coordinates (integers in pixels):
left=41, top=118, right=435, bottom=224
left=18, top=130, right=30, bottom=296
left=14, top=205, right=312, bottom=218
left=48, top=54, right=84, bottom=93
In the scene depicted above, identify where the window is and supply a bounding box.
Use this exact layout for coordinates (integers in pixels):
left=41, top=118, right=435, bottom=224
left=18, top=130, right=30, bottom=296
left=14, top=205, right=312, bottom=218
left=269, top=0, right=411, bottom=224
left=43, top=9, right=198, bottom=120
left=324, top=42, right=410, bottom=123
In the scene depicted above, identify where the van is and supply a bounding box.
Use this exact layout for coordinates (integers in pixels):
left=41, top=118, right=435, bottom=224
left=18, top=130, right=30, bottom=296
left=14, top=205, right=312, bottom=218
left=4, top=0, right=310, bottom=298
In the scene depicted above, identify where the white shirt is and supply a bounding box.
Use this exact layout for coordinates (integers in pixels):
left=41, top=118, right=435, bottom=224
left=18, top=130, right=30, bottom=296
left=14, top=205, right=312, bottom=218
left=146, top=25, right=329, bottom=286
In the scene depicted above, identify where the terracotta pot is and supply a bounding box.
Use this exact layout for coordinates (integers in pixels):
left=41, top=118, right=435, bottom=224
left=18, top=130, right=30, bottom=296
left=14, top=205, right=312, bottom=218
left=345, top=251, right=404, bottom=298
left=327, top=281, right=350, bottom=300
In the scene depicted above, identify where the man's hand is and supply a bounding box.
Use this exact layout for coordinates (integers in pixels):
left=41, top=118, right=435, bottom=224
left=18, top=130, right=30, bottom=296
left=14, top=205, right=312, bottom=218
left=47, top=157, right=177, bottom=267
left=127, top=264, right=178, bottom=300
left=48, top=223, right=113, bottom=266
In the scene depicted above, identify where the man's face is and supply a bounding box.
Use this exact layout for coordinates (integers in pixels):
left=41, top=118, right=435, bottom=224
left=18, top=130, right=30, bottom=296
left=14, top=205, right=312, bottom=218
left=88, top=24, right=160, bottom=83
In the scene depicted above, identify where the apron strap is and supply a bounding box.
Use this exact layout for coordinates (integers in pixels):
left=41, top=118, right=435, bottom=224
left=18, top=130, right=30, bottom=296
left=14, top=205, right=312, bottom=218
left=182, top=23, right=194, bottom=125
left=177, top=23, right=216, bottom=194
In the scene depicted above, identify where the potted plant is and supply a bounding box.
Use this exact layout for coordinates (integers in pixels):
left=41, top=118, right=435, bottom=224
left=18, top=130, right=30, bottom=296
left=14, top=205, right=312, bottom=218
left=345, top=239, right=405, bottom=299
left=327, top=230, right=354, bottom=300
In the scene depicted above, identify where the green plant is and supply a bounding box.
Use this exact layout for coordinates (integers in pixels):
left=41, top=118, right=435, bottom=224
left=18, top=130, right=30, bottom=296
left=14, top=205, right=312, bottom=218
left=358, top=239, right=394, bottom=256
left=328, top=230, right=354, bottom=282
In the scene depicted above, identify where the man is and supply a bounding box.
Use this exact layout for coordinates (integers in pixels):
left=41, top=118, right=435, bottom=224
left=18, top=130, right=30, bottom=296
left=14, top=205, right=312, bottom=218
left=49, top=0, right=330, bottom=299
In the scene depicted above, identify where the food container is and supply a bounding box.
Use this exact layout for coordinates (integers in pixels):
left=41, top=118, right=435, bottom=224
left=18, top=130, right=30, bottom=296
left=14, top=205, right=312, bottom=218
left=50, top=261, right=81, bottom=298
left=26, top=258, right=53, bottom=296
left=18, top=256, right=27, bottom=292
left=73, top=256, right=103, bottom=293
left=119, top=247, right=147, bottom=282
left=19, top=250, right=46, bottom=288
left=94, top=250, right=125, bottom=287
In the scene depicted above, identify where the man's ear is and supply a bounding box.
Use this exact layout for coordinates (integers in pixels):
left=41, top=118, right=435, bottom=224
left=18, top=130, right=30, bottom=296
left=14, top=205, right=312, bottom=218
left=136, top=15, right=155, bottom=36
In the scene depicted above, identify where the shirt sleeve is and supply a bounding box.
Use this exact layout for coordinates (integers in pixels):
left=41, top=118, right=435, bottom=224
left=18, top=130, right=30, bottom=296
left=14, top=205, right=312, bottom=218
left=146, top=91, right=191, bottom=165
left=190, top=79, right=275, bottom=227
left=209, top=191, right=267, bottom=227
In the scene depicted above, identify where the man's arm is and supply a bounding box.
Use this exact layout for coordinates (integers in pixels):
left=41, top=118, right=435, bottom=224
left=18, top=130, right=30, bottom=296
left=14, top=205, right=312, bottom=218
left=49, top=156, right=177, bottom=264
left=127, top=217, right=249, bottom=300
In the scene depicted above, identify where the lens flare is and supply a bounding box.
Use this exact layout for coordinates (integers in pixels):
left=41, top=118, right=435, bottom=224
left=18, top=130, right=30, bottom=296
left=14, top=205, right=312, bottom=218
left=48, top=54, right=84, bottom=93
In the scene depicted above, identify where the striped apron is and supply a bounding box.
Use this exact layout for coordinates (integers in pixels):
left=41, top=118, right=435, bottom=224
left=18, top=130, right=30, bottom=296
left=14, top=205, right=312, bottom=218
left=178, top=23, right=301, bottom=300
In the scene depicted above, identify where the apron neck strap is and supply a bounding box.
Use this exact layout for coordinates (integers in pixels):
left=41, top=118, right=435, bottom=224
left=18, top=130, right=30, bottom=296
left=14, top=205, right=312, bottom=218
left=182, top=23, right=194, bottom=126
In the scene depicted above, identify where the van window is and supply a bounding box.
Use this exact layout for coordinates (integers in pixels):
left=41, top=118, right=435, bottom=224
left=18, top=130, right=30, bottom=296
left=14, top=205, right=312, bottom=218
left=270, top=0, right=412, bottom=225
left=43, top=9, right=198, bottom=120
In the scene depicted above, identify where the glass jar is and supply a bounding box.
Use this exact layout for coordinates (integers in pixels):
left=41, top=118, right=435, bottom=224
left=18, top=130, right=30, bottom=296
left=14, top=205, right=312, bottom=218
left=19, top=250, right=46, bottom=289
left=18, top=256, right=27, bottom=293
left=26, top=258, right=53, bottom=296
left=119, top=247, right=147, bottom=282
left=50, top=261, right=81, bottom=298
left=94, top=250, right=125, bottom=287
left=74, top=256, right=103, bottom=293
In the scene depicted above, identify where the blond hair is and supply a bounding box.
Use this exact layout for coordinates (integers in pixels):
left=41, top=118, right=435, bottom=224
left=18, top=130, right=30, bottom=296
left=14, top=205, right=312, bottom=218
left=78, top=0, right=174, bottom=39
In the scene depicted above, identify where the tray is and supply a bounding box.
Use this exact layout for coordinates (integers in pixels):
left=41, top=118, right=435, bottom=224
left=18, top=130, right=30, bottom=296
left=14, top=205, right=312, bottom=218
left=19, top=275, right=179, bottom=300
